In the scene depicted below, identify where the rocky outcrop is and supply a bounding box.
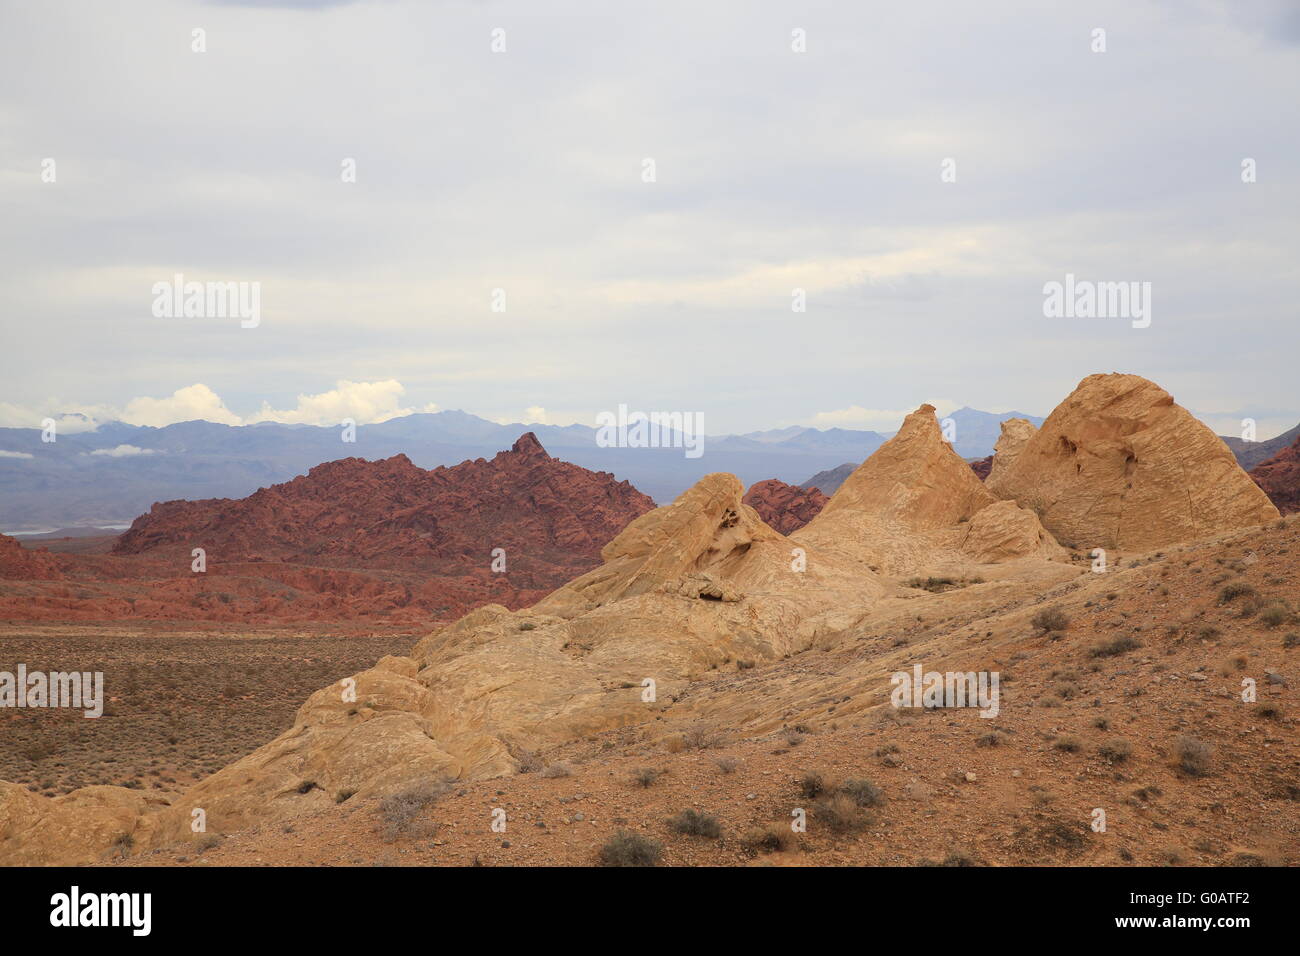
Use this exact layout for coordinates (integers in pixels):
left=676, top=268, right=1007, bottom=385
left=801, top=462, right=854, bottom=496
left=799, top=405, right=1061, bottom=574
left=817, top=405, right=997, bottom=530
left=113, top=434, right=653, bottom=587
left=986, top=417, right=1036, bottom=486
left=742, top=479, right=828, bottom=534
left=969, top=456, right=993, bottom=480
left=959, top=499, right=1063, bottom=562
left=1250, top=435, right=1300, bottom=515
left=0, top=533, right=61, bottom=580
left=985, top=374, right=1279, bottom=550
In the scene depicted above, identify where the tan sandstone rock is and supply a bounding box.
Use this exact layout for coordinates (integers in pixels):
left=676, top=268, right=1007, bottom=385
left=984, top=373, right=1279, bottom=550
left=986, top=417, right=1037, bottom=486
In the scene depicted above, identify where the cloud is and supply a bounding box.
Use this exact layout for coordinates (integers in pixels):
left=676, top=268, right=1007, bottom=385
left=0, top=405, right=115, bottom=433
left=0, top=450, right=35, bottom=459
left=121, top=385, right=241, bottom=427
left=88, top=444, right=157, bottom=457
left=809, top=400, right=960, bottom=432
left=246, top=379, right=438, bottom=426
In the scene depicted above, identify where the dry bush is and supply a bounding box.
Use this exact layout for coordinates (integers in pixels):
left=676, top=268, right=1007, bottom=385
left=599, top=831, right=662, bottom=867
left=742, top=823, right=794, bottom=854
left=668, top=809, right=722, bottom=838
left=377, top=779, right=452, bottom=841
left=1097, top=739, right=1132, bottom=763
left=1089, top=635, right=1141, bottom=658
left=1031, top=606, right=1070, bottom=633
left=1175, top=736, right=1213, bottom=776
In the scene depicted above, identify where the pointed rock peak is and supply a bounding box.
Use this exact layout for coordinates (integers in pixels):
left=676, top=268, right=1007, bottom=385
left=816, top=403, right=995, bottom=529
left=510, top=432, right=549, bottom=458
left=986, top=418, right=1037, bottom=489
left=988, top=373, right=1279, bottom=549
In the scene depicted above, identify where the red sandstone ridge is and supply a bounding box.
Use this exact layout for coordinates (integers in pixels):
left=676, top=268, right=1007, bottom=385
left=114, top=433, right=655, bottom=589
left=0, top=436, right=655, bottom=625
left=742, top=479, right=828, bottom=534
left=0, top=533, right=62, bottom=580
left=1250, top=434, right=1300, bottom=515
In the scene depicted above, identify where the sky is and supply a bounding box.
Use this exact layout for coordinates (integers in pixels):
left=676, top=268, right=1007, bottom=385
left=1, top=0, right=1298, bottom=438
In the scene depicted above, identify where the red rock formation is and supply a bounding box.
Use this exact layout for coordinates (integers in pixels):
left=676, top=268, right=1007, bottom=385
left=0, top=533, right=62, bottom=580
left=114, top=433, right=653, bottom=586
left=742, top=479, right=828, bottom=534
left=0, top=436, right=655, bottom=625
left=969, top=456, right=993, bottom=480
left=1250, top=435, right=1300, bottom=515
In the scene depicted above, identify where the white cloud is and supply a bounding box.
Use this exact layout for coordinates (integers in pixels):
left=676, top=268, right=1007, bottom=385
left=0, top=404, right=115, bottom=433
left=809, top=400, right=960, bottom=432
left=88, top=444, right=156, bottom=457
left=246, top=379, right=437, bottom=426
left=0, top=450, right=34, bottom=459
left=121, top=385, right=241, bottom=427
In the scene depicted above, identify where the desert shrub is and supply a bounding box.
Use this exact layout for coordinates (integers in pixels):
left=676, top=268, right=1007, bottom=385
left=632, top=767, right=661, bottom=788
left=1283, top=633, right=1300, bottom=649
left=839, top=778, right=885, bottom=807
left=1218, top=581, right=1257, bottom=604
left=712, top=756, right=739, bottom=774
left=1031, top=606, right=1070, bottom=633
left=599, top=831, right=662, bottom=867
left=1255, top=702, right=1283, bottom=720
left=1258, top=602, right=1290, bottom=628
left=668, top=809, right=722, bottom=838
left=1089, top=635, right=1141, bottom=658
left=976, top=732, right=1004, bottom=747
left=684, top=727, right=727, bottom=750
left=799, top=771, right=832, bottom=799
left=540, top=762, right=573, bottom=778
left=1053, top=736, right=1082, bottom=753
left=296, top=780, right=319, bottom=794
left=514, top=749, right=544, bottom=774
left=742, top=824, right=794, bottom=854
left=1175, top=736, right=1213, bottom=776
left=813, top=793, right=868, bottom=833
left=377, top=779, right=452, bottom=841
left=1097, top=739, right=1132, bottom=763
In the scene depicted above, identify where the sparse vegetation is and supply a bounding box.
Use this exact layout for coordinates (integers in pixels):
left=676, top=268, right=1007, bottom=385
left=1031, top=606, right=1070, bottom=633
left=599, top=831, right=662, bottom=867
left=1089, top=635, right=1141, bottom=658
left=1218, top=581, right=1257, bottom=604
left=377, top=779, right=452, bottom=841
left=1097, top=739, right=1132, bottom=763
left=668, top=809, right=722, bottom=838
left=1174, top=736, right=1213, bottom=777
left=633, top=767, right=662, bottom=788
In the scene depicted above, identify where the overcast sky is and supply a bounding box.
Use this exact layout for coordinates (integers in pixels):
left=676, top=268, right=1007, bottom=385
left=1, top=0, right=1297, bottom=438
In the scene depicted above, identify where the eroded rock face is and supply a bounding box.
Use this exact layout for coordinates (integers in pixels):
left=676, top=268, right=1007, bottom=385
left=0, top=533, right=61, bottom=580
left=742, top=479, right=828, bottom=534
left=969, top=456, right=993, bottom=480
left=959, top=499, right=1064, bottom=562
left=986, top=418, right=1037, bottom=486
left=985, top=374, right=1279, bottom=550
left=1250, top=435, right=1300, bottom=514
left=817, top=405, right=997, bottom=530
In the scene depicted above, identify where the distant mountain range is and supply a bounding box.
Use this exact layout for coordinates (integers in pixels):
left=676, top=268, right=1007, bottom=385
left=0, top=405, right=1288, bottom=532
